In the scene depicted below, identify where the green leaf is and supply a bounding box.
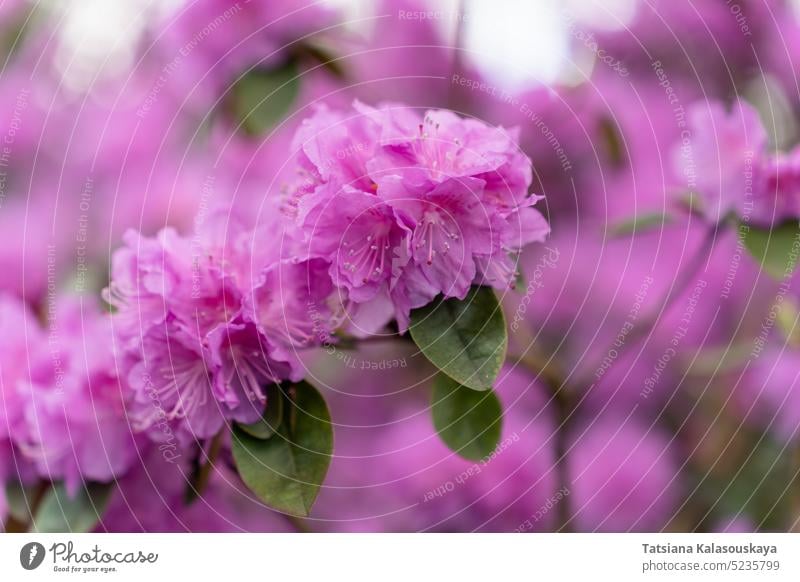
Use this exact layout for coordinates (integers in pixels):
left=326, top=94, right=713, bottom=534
left=232, top=382, right=333, bottom=517
left=598, top=116, right=625, bottom=168
left=33, top=482, right=114, bottom=533
left=409, top=286, right=507, bottom=391
left=4, top=482, right=37, bottom=523
left=675, top=191, right=704, bottom=216
left=687, top=430, right=791, bottom=530
left=1, top=4, right=36, bottom=57
left=230, top=61, right=300, bottom=136
left=431, top=373, right=503, bottom=461
left=611, top=212, right=672, bottom=237
left=740, top=220, right=800, bottom=280
left=776, top=298, right=800, bottom=348
left=293, top=42, right=346, bottom=80
left=236, top=383, right=284, bottom=439
left=512, top=267, right=526, bottom=292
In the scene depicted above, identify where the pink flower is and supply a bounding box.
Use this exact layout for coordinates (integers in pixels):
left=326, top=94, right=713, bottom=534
left=149, top=0, right=337, bottom=111
left=106, top=213, right=333, bottom=441
left=99, top=445, right=296, bottom=532
left=12, top=298, right=137, bottom=494
left=206, top=320, right=296, bottom=422
left=757, top=152, right=800, bottom=224
left=313, top=366, right=558, bottom=532
left=344, top=0, right=454, bottom=107
left=735, top=348, right=800, bottom=444
left=299, top=186, right=409, bottom=304
left=680, top=99, right=800, bottom=225
left=288, top=101, right=549, bottom=332
left=681, top=100, right=767, bottom=223
left=567, top=416, right=680, bottom=532
left=0, top=295, right=40, bottom=520
left=242, top=258, right=336, bottom=359
left=364, top=106, right=534, bottom=212
left=0, top=295, right=40, bottom=440
left=124, top=322, right=222, bottom=442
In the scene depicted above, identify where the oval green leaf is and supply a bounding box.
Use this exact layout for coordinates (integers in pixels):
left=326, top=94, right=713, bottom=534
left=232, top=382, right=333, bottom=517
left=230, top=61, right=300, bottom=136
left=33, top=482, right=114, bottom=533
left=431, top=373, right=503, bottom=461
left=4, top=481, right=37, bottom=524
left=740, top=220, right=800, bottom=280
left=410, top=286, right=508, bottom=391
left=611, top=211, right=672, bottom=237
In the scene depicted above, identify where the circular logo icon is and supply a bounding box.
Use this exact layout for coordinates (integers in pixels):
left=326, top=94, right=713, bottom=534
left=19, top=542, right=46, bottom=570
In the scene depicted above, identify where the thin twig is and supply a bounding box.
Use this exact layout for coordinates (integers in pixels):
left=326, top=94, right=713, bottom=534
left=188, top=430, right=225, bottom=502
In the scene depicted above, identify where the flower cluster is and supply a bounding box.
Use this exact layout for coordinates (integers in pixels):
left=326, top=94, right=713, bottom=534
left=286, top=101, right=549, bottom=332
left=105, top=211, right=335, bottom=443
left=681, top=99, right=800, bottom=225
left=103, top=103, right=547, bottom=445
left=8, top=0, right=800, bottom=535
left=0, top=296, right=135, bottom=498
left=151, top=0, right=336, bottom=111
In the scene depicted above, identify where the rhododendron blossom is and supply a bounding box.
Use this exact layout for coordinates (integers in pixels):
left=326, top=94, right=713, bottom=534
left=105, top=102, right=548, bottom=440
left=0, top=297, right=136, bottom=495
left=105, top=216, right=335, bottom=443
left=287, top=102, right=549, bottom=331
left=6, top=0, right=800, bottom=539
left=680, top=99, right=800, bottom=225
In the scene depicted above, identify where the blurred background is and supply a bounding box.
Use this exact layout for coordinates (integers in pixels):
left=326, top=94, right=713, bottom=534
left=1, top=0, right=800, bottom=532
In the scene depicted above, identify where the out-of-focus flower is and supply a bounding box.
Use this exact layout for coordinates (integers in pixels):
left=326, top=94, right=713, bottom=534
left=567, top=415, right=680, bottom=531
left=679, top=99, right=800, bottom=225
left=0, top=294, right=40, bottom=439
left=311, top=365, right=558, bottom=532
left=506, top=224, right=732, bottom=414
left=99, top=445, right=294, bottom=532
left=10, top=298, right=137, bottom=495
left=590, top=0, right=771, bottom=90
left=149, top=0, right=338, bottom=112
left=0, top=294, right=39, bottom=521
left=736, top=348, right=800, bottom=444
left=288, top=101, right=548, bottom=332
left=680, top=100, right=767, bottom=223
left=757, top=151, right=800, bottom=223
left=343, top=0, right=453, bottom=107
left=0, top=0, right=26, bottom=19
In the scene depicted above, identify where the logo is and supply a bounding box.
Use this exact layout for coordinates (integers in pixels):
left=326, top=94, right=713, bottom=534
left=20, top=542, right=46, bottom=570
